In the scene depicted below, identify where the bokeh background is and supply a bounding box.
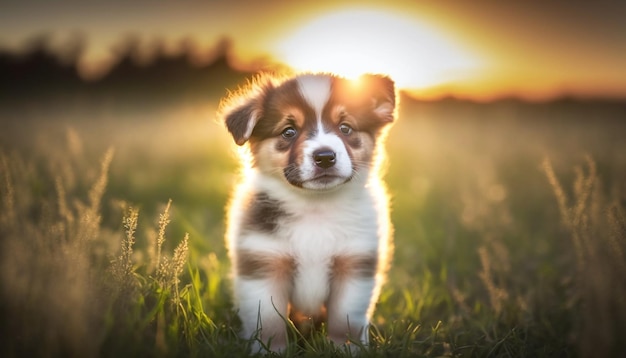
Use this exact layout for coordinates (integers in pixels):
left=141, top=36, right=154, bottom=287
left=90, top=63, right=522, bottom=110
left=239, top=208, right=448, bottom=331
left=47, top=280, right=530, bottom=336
left=1, top=1, right=625, bottom=357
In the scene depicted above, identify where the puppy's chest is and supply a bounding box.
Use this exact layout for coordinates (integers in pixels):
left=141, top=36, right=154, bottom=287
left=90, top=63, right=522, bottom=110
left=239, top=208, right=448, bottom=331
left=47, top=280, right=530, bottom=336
left=240, top=188, right=380, bottom=256
left=275, top=199, right=379, bottom=258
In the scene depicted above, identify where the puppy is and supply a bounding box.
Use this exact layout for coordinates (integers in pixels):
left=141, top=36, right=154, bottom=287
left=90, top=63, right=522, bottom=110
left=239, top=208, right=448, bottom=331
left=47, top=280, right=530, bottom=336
left=219, top=73, right=396, bottom=352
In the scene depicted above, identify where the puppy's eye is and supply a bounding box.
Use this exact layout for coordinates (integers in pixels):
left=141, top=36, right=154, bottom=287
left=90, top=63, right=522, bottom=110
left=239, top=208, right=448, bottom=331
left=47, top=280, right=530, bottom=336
left=281, top=127, right=297, bottom=139
left=339, top=123, right=353, bottom=135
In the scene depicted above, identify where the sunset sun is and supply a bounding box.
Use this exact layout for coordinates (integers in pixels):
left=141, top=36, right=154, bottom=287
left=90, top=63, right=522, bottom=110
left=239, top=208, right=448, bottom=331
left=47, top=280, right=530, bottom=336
left=271, top=9, right=482, bottom=92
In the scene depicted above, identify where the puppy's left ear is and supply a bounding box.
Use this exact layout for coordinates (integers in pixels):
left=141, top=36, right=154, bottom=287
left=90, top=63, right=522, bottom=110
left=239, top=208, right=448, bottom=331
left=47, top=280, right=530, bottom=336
left=361, top=74, right=396, bottom=123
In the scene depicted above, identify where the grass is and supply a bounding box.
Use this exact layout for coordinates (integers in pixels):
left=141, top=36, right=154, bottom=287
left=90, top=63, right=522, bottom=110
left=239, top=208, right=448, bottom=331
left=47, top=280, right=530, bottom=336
left=0, top=97, right=625, bottom=357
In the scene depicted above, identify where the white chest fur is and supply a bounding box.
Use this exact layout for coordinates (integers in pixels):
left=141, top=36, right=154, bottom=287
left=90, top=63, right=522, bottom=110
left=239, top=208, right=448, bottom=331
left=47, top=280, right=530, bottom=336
left=281, top=188, right=380, bottom=314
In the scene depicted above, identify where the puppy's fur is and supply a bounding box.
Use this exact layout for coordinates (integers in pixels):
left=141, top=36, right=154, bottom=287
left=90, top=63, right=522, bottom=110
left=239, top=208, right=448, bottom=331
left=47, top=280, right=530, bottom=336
left=219, top=73, right=396, bottom=352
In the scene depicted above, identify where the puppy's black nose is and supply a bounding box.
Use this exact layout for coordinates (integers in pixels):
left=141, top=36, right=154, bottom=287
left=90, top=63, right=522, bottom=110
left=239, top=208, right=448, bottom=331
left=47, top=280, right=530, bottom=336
left=313, top=149, right=336, bottom=168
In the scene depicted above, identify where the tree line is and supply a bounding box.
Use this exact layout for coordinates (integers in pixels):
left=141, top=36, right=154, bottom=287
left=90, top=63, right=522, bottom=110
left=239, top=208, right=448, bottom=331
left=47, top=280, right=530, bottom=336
left=0, top=35, right=265, bottom=104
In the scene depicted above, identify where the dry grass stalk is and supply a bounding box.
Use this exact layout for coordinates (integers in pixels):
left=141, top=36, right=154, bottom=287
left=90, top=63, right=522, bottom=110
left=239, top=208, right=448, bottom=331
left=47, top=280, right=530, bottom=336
left=477, top=246, right=509, bottom=316
left=607, top=205, right=626, bottom=276
left=0, top=152, right=16, bottom=227
left=156, top=199, right=172, bottom=275
left=172, top=233, right=190, bottom=301
left=109, top=204, right=140, bottom=297
left=157, top=234, right=190, bottom=294
left=55, top=177, right=75, bottom=242
left=542, top=157, right=586, bottom=269
left=75, top=148, right=114, bottom=245
left=152, top=200, right=190, bottom=301
left=541, top=157, right=569, bottom=224
left=122, top=207, right=139, bottom=276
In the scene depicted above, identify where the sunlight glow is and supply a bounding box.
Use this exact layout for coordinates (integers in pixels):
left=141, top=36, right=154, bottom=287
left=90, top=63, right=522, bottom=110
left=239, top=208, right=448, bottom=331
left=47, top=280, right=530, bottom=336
left=271, top=9, right=482, bottom=91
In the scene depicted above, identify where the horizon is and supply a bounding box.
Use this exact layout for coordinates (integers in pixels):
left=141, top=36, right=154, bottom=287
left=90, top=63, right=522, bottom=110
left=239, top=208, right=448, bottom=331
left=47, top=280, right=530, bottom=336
left=1, top=1, right=626, bottom=101
left=4, top=37, right=626, bottom=105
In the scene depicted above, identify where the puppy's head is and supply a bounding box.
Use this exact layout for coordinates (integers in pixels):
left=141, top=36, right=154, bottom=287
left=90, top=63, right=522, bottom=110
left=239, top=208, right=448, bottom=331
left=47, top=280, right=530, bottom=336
left=220, top=73, right=395, bottom=191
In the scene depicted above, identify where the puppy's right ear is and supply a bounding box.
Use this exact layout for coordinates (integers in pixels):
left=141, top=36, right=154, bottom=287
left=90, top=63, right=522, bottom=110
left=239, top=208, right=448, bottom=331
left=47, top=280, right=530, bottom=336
left=220, top=78, right=272, bottom=146
left=223, top=100, right=263, bottom=146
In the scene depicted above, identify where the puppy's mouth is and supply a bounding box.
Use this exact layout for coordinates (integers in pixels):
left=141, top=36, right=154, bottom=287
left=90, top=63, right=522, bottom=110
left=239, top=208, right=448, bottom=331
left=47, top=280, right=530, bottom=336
left=311, top=173, right=341, bottom=181
left=308, top=174, right=343, bottom=183
left=301, top=173, right=352, bottom=190
left=284, top=168, right=351, bottom=190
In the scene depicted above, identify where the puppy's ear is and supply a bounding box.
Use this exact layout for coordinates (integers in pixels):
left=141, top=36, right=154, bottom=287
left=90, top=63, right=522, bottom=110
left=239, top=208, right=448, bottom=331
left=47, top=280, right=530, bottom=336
left=360, top=74, right=396, bottom=123
left=220, top=78, right=273, bottom=146
left=223, top=100, right=262, bottom=146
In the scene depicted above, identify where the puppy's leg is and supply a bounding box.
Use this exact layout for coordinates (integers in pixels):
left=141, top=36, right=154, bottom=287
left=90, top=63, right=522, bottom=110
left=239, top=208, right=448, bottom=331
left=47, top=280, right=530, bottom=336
left=236, top=278, right=290, bottom=352
left=234, top=251, right=295, bottom=352
left=327, top=276, right=376, bottom=348
left=327, top=254, right=378, bottom=348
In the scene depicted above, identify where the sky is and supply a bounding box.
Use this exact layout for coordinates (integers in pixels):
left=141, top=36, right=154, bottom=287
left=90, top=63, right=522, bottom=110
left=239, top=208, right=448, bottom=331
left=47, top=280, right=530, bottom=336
left=1, top=0, right=625, bottom=101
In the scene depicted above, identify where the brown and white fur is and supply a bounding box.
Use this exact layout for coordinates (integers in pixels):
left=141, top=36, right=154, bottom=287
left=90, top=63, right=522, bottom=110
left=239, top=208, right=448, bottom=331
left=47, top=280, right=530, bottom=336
left=219, top=73, right=396, bottom=353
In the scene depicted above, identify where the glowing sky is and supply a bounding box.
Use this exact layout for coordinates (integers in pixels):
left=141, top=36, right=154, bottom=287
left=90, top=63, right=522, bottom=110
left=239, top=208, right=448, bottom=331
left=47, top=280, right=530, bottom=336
left=1, top=0, right=625, bottom=100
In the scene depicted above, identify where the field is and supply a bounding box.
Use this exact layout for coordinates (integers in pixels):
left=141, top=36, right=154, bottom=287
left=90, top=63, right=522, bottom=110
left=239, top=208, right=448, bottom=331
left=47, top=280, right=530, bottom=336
left=1, top=91, right=625, bottom=357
